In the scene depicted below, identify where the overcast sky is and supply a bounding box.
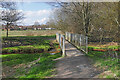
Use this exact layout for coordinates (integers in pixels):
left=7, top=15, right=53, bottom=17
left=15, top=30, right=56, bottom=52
left=18, top=2, right=54, bottom=26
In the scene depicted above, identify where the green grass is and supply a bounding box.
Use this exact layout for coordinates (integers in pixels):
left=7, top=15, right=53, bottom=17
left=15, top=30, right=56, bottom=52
left=88, top=45, right=119, bottom=50
left=2, top=53, right=61, bottom=78
left=2, top=44, right=51, bottom=54
left=107, top=45, right=120, bottom=49
left=87, top=47, right=120, bottom=78
left=2, top=54, right=41, bottom=66
left=2, top=35, right=61, bottom=78
left=72, top=42, right=119, bottom=78
left=2, top=35, right=56, bottom=54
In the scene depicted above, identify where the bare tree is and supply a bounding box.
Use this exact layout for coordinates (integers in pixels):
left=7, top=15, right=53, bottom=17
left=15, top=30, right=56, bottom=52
left=48, top=2, right=119, bottom=43
left=0, top=1, right=24, bottom=37
left=48, top=2, right=93, bottom=35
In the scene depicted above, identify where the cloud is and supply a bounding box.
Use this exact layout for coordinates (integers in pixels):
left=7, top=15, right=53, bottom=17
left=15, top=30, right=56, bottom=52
left=3, top=0, right=59, bottom=2
left=24, top=10, right=51, bottom=18
left=21, top=9, right=52, bottom=25
left=39, top=18, right=49, bottom=24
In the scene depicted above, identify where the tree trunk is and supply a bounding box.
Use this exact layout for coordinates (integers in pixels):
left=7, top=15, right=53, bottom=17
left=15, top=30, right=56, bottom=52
left=6, top=24, right=9, bottom=37
left=7, top=28, right=8, bottom=37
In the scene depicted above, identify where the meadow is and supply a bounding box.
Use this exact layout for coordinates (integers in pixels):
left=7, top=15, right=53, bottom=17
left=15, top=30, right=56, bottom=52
left=87, top=43, right=120, bottom=78
left=2, top=30, right=61, bottom=37
left=1, top=30, right=120, bottom=78
left=1, top=30, right=62, bottom=78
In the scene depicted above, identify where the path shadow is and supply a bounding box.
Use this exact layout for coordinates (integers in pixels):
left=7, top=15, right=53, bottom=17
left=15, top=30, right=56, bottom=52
left=55, top=40, right=103, bottom=78
left=55, top=54, right=103, bottom=78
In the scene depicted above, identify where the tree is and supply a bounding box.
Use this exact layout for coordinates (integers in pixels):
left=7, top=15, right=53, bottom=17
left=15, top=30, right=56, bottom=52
left=48, top=2, right=119, bottom=43
left=90, top=2, right=119, bottom=43
left=0, top=1, right=24, bottom=37
left=48, top=2, right=93, bottom=35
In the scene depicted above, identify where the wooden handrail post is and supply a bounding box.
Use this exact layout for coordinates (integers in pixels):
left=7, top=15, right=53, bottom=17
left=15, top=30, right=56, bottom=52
left=86, top=36, right=88, bottom=54
left=62, top=35, right=66, bottom=57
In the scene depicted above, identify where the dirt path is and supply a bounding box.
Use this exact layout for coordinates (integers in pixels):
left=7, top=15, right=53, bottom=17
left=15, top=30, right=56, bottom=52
left=54, top=41, right=102, bottom=78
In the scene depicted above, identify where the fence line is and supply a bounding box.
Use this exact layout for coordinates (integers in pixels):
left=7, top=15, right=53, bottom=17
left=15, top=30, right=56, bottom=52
left=65, top=32, right=88, bottom=54
left=56, top=33, right=66, bottom=57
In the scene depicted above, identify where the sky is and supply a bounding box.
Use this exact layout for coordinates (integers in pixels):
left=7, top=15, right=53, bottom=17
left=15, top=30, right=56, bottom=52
left=17, top=2, right=54, bottom=26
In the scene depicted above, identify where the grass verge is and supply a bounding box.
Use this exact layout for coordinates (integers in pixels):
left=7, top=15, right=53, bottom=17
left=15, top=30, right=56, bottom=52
left=86, top=47, right=120, bottom=78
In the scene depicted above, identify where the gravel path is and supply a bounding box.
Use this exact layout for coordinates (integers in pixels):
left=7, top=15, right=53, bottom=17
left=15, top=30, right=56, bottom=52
left=54, top=40, right=102, bottom=78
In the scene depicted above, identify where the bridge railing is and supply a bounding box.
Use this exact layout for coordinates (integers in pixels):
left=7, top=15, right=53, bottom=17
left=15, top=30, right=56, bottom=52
left=65, top=32, right=88, bottom=54
left=56, top=33, right=66, bottom=57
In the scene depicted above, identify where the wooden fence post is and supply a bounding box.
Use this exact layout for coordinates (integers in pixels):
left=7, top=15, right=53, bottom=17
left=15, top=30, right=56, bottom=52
left=75, top=34, right=77, bottom=46
left=73, top=34, right=75, bottom=43
left=70, top=33, right=72, bottom=42
left=62, top=35, right=66, bottom=57
left=56, top=33, right=66, bottom=57
left=56, top=33, right=57, bottom=41
left=65, top=32, right=67, bottom=40
left=86, top=36, right=88, bottom=54
left=76, top=34, right=79, bottom=46
left=68, top=33, right=70, bottom=42
left=59, top=34, right=61, bottom=48
left=80, top=34, right=81, bottom=49
left=76, top=34, right=78, bottom=45
left=56, top=33, right=59, bottom=42
left=64, top=32, right=88, bottom=54
left=71, top=33, right=73, bottom=43
left=72, top=34, right=74, bottom=43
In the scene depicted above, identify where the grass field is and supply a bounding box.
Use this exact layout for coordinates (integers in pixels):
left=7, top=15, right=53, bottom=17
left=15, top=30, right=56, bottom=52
left=87, top=44, right=120, bottom=78
left=2, top=35, right=56, bottom=53
left=2, top=53, right=61, bottom=78
left=1, top=30, right=120, bottom=78
left=2, top=30, right=61, bottom=37
left=1, top=35, right=61, bottom=78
